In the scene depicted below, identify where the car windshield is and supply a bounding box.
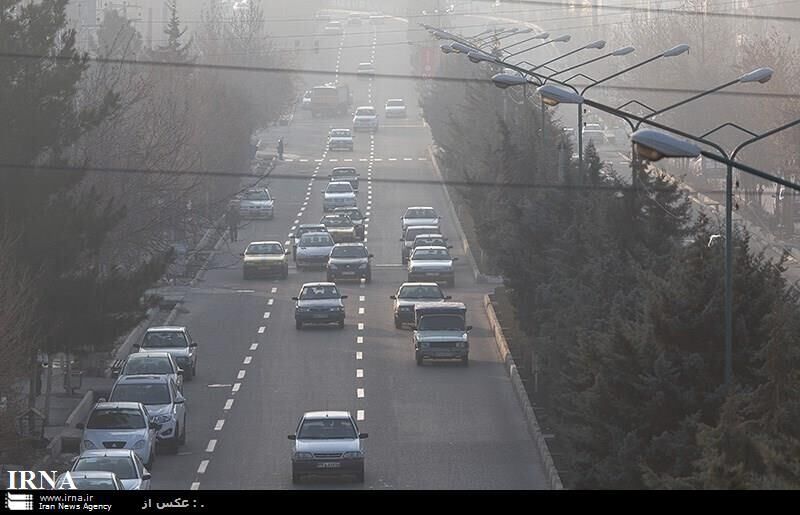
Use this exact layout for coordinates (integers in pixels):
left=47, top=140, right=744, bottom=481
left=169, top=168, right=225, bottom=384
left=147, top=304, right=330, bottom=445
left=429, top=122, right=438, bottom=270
left=332, top=168, right=356, bottom=177
left=331, top=246, right=367, bottom=258
left=330, top=130, right=350, bottom=137
left=298, top=418, right=357, bottom=439
left=322, top=216, right=352, bottom=227
left=398, top=286, right=444, bottom=299
left=406, top=208, right=437, bottom=219
left=86, top=408, right=146, bottom=430
left=142, top=331, right=187, bottom=349
left=299, top=234, right=333, bottom=247
left=299, top=285, right=340, bottom=299
left=387, top=100, right=404, bottom=107
left=405, top=228, right=439, bottom=241
left=110, top=383, right=171, bottom=406
left=73, top=458, right=137, bottom=480
left=122, top=357, right=173, bottom=375
left=355, top=108, right=375, bottom=116
left=242, top=190, right=269, bottom=201
left=418, top=314, right=465, bottom=331
left=63, top=477, right=118, bottom=489
left=416, top=238, right=445, bottom=247
left=297, top=226, right=325, bottom=238
left=246, top=243, right=283, bottom=255
left=327, top=183, right=353, bottom=193
left=336, top=208, right=362, bottom=219
left=412, top=248, right=451, bottom=260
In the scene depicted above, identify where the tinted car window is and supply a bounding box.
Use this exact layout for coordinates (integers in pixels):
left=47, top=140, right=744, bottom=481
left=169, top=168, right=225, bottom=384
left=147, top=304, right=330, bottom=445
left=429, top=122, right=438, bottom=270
left=418, top=314, right=465, bottom=331
left=412, top=248, right=450, bottom=260
left=327, top=183, right=353, bottom=193
left=322, top=216, right=352, bottom=227
left=67, top=477, right=118, bottom=489
left=73, top=457, right=137, bottom=480
left=299, top=285, right=340, bottom=299
left=122, top=357, right=173, bottom=375
left=242, top=190, right=269, bottom=201
left=331, top=246, right=367, bottom=258
left=142, top=331, right=187, bottom=348
left=355, top=108, right=375, bottom=116
left=406, top=208, right=437, bottom=218
left=398, top=285, right=444, bottom=299
left=298, top=418, right=357, bottom=439
left=110, top=384, right=171, bottom=405
left=86, top=409, right=146, bottom=430
left=246, top=243, right=283, bottom=254
left=299, top=234, right=333, bottom=247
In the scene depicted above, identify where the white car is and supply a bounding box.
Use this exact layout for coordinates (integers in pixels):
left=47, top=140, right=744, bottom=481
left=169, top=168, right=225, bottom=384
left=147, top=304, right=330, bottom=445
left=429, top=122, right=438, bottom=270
left=357, top=62, right=375, bottom=76
left=78, top=402, right=158, bottom=468
left=237, top=187, right=274, bottom=219
left=328, top=128, right=354, bottom=151
left=70, top=450, right=151, bottom=490
left=324, top=21, right=343, bottom=35
left=401, top=206, right=440, bottom=232
left=353, top=106, right=379, bottom=132
left=385, top=99, right=407, bottom=118
left=323, top=181, right=357, bottom=211
left=407, top=246, right=458, bottom=287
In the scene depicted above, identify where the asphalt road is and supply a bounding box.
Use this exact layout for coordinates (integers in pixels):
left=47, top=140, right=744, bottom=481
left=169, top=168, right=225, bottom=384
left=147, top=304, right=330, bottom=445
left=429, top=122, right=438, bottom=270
left=147, top=12, right=549, bottom=490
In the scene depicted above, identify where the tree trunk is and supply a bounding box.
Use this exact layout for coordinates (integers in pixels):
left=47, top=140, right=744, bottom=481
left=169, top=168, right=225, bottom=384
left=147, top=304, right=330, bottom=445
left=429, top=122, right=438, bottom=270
left=43, top=354, right=53, bottom=426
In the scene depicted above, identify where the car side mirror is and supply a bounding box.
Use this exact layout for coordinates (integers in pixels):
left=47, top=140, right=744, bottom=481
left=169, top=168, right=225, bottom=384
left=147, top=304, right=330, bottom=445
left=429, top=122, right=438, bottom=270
left=452, top=257, right=459, bottom=261
left=142, top=473, right=152, bottom=480
left=76, top=422, right=85, bottom=430
left=368, top=254, right=374, bottom=258
left=389, top=295, right=396, bottom=300
left=466, top=325, right=473, bottom=331
left=447, top=245, right=453, bottom=249
left=285, top=250, right=290, bottom=254
left=98, top=397, right=107, bottom=403
left=340, top=295, right=348, bottom=299
left=291, top=297, right=299, bottom=301
left=445, top=295, right=452, bottom=300
left=287, top=434, right=296, bottom=440
left=175, top=396, right=185, bottom=404
left=189, top=342, right=198, bottom=348
left=177, top=369, right=184, bottom=376
left=239, top=252, right=244, bottom=257
left=132, top=344, right=140, bottom=352
left=399, top=238, right=404, bottom=241
left=151, top=422, right=162, bottom=431
left=358, top=433, right=369, bottom=439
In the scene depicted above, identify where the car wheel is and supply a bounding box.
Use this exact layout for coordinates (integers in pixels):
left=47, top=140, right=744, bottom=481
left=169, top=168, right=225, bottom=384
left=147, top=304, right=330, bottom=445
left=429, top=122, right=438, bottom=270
left=178, top=418, right=186, bottom=445
left=355, top=464, right=365, bottom=483
left=394, top=317, right=402, bottom=329
left=416, top=354, right=423, bottom=366
left=296, top=320, right=303, bottom=330
left=292, top=470, right=302, bottom=484
left=365, top=272, right=372, bottom=284
left=338, top=320, right=345, bottom=329
left=461, top=356, right=469, bottom=367
left=282, top=266, right=289, bottom=279
left=184, top=366, right=194, bottom=382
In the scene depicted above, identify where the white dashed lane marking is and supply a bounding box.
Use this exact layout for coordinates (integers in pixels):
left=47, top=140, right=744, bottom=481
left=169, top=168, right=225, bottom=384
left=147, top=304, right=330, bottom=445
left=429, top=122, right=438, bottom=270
left=268, top=299, right=274, bottom=306
left=198, top=460, right=209, bottom=474
left=358, top=322, right=364, bottom=330
left=258, top=327, right=265, bottom=334
left=214, top=420, right=225, bottom=431
left=191, top=482, right=200, bottom=490
left=357, top=336, right=364, bottom=344
left=263, top=312, right=270, bottom=319
left=243, top=356, right=252, bottom=364
left=224, top=399, right=234, bottom=410
left=359, top=296, right=365, bottom=302
left=237, top=370, right=245, bottom=379
left=250, top=343, right=258, bottom=351
left=357, top=410, right=365, bottom=421
left=358, top=307, right=365, bottom=315
left=232, top=383, right=241, bottom=393
left=206, top=440, right=217, bottom=453
left=356, top=351, right=363, bottom=360
left=357, top=388, right=365, bottom=398
left=356, top=369, right=364, bottom=378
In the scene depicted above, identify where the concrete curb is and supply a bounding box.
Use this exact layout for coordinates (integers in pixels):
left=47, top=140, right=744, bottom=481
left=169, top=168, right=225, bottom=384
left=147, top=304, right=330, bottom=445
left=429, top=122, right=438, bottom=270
left=427, top=146, right=503, bottom=284
left=484, top=294, right=564, bottom=490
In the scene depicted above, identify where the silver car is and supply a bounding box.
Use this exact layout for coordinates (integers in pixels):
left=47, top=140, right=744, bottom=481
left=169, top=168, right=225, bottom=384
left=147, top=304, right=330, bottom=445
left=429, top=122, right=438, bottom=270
left=55, top=471, right=124, bottom=490
left=117, top=351, right=184, bottom=393
left=70, top=449, right=151, bottom=490
left=295, top=232, right=335, bottom=270
left=78, top=402, right=158, bottom=468
left=322, top=181, right=357, bottom=212
left=401, top=206, right=440, bottom=232
left=328, top=129, right=354, bottom=151
left=134, top=326, right=198, bottom=381
left=407, top=246, right=458, bottom=287
left=108, top=375, right=187, bottom=453
left=352, top=105, right=378, bottom=132
left=384, top=98, right=407, bottom=118
left=390, top=282, right=451, bottom=328
left=289, top=411, right=368, bottom=483
left=401, top=225, right=441, bottom=264
left=237, top=187, right=274, bottom=219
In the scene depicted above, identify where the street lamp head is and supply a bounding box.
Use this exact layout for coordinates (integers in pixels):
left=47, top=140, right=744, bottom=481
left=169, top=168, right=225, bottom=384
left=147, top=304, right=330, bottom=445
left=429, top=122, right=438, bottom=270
left=552, top=34, right=571, bottom=43
left=661, top=44, right=690, bottom=57
left=468, top=51, right=496, bottom=64
left=612, top=46, right=635, bottom=56
left=630, top=129, right=701, bottom=161
left=537, top=84, right=584, bottom=106
left=516, top=28, right=534, bottom=34
left=534, top=32, right=550, bottom=39
left=449, top=41, right=475, bottom=54
left=440, top=42, right=454, bottom=54
left=491, top=72, right=529, bottom=89
left=738, top=67, right=774, bottom=84
left=583, top=40, right=606, bottom=50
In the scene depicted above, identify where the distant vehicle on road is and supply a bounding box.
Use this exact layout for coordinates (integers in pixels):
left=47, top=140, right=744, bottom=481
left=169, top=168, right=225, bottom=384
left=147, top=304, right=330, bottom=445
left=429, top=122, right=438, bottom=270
left=329, top=166, right=359, bottom=190
left=134, top=327, right=198, bottom=381
left=334, top=206, right=365, bottom=240
left=412, top=233, right=450, bottom=252
left=356, top=62, right=375, bottom=76
left=311, top=83, right=352, bottom=118
left=352, top=105, right=379, bottom=132
left=237, top=187, right=274, bottom=219
left=241, top=241, right=289, bottom=279
left=401, top=225, right=441, bottom=263
left=407, top=246, right=457, bottom=286
left=295, top=232, right=335, bottom=270
left=320, top=214, right=358, bottom=243
left=56, top=471, right=124, bottom=490
left=328, top=128, right=354, bottom=151
left=323, top=21, right=343, bottom=35
left=322, top=181, right=357, bottom=211
left=347, top=13, right=362, bottom=25
left=327, top=242, right=373, bottom=283
left=70, top=450, right=151, bottom=491
left=288, top=411, right=367, bottom=483
left=384, top=98, right=407, bottom=118
left=413, top=302, right=472, bottom=366
left=115, top=351, right=183, bottom=393
left=293, top=282, right=348, bottom=329
left=401, top=206, right=439, bottom=232
left=390, top=282, right=451, bottom=328
left=292, top=224, right=328, bottom=261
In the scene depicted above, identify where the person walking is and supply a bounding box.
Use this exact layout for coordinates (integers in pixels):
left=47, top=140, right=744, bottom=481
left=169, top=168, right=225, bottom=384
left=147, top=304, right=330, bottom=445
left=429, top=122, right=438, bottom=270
left=277, top=137, right=284, bottom=160
left=226, top=202, right=240, bottom=242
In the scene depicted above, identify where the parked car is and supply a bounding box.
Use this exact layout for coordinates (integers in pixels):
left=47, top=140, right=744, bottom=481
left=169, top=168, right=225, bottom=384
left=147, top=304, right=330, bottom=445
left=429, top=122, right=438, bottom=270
left=328, top=128, right=354, bottom=151
left=69, top=450, right=151, bottom=490
left=390, top=282, right=451, bottom=328
left=78, top=402, right=158, bottom=468
left=242, top=241, right=290, bottom=279
left=292, top=224, right=328, bottom=261
left=295, top=232, right=335, bottom=270
left=322, top=181, right=357, bottom=212
left=133, top=327, right=198, bottom=381
left=293, top=282, right=348, bottom=329
left=329, top=167, right=359, bottom=190
left=407, top=246, right=457, bottom=286
left=289, top=411, right=367, bottom=483
left=116, top=351, right=183, bottom=393
left=384, top=98, right=407, bottom=118
left=55, top=471, right=125, bottom=490
left=107, top=375, right=187, bottom=453
left=400, top=225, right=441, bottom=263
left=334, top=207, right=365, bottom=239
left=413, top=302, right=472, bottom=366
left=327, top=243, right=373, bottom=282
left=352, top=106, right=379, bottom=132
left=320, top=214, right=358, bottom=243
left=401, top=206, right=439, bottom=232
left=237, top=187, right=274, bottom=219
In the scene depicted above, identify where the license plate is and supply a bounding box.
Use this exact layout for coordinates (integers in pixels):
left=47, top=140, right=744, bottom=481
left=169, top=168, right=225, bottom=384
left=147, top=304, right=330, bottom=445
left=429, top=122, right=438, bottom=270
left=342, top=271, right=356, bottom=276
left=318, top=462, right=340, bottom=469
left=313, top=314, right=329, bottom=319
left=426, top=272, right=439, bottom=277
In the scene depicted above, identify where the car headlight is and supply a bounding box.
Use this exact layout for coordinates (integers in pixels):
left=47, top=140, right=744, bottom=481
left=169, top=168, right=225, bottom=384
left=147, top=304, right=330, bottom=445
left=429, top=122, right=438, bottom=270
left=82, top=440, right=96, bottom=449
left=358, top=263, right=368, bottom=269
left=420, top=342, right=430, bottom=349
left=455, top=342, right=466, bottom=349
left=343, top=451, right=364, bottom=459
left=297, top=307, right=311, bottom=312
left=152, top=414, right=172, bottom=424
left=328, top=263, right=338, bottom=270
left=294, top=452, right=313, bottom=460
left=400, top=306, right=413, bottom=311
left=133, top=440, right=146, bottom=450
left=329, top=306, right=343, bottom=312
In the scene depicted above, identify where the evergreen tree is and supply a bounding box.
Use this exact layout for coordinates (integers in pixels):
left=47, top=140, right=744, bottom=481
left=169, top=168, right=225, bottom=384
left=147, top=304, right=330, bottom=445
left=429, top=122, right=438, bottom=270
left=150, top=0, right=193, bottom=64
left=96, top=8, right=142, bottom=59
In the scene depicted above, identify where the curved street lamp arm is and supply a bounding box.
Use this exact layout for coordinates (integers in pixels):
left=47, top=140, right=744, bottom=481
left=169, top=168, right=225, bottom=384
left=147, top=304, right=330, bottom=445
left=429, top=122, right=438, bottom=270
left=561, top=72, right=597, bottom=84
left=529, top=46, right=587, bottom=72
left=700, top=122, right=759, bottom=140
left=634, top=77, right=740, bottom=129
left=547, top=52, right=614, bottom=80
left=616, top=99, right=657, bottom=114
left=731, top=118, right=800, bottom=160
left=580, top=53, right=663, bottom=96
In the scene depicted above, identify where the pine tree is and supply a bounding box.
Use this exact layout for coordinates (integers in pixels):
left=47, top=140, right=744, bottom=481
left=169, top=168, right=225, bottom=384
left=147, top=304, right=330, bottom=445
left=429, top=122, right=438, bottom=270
left=150, top=0, right=193, bottom=64
left=96, top=8, right=142, bottom=59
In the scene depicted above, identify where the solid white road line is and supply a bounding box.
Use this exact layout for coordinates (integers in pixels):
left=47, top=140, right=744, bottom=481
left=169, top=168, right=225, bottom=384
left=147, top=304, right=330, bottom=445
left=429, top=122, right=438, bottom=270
left=214, top=419, right=225, bottom=431
left=206, top=440, right=217, bottom=453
